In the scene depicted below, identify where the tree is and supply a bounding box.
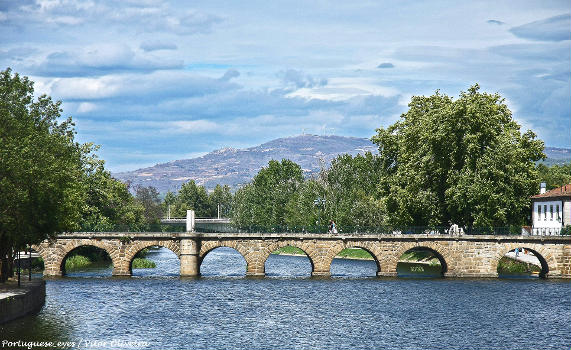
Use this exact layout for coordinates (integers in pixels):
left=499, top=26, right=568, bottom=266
left=537, top=163, right=571, bottom=190
left=371, top=85, right=544, bottom=228
left=79, top=148, right=145, bottom=232
left=0, top=68, right=86, bottom=281
left=233, top=159, right=303, bottom=228
left=176, top=180, right=211, bottom=217
left=134, top=186, right=163, bottom=226
left=284, top=178, right=326, bottom=229
left=324, top=153, right=386, bottom=227
left=209, top=184, right=233, bottom=218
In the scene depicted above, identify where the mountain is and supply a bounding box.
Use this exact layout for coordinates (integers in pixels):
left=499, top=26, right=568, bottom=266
left=113, top=135, right=378, bottom=193
left=542, top=147, right=571, bottom=166
left=113, top=135, right=571, bottom=193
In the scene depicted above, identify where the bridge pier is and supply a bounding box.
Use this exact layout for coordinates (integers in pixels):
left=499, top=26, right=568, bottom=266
left=180, top=239, right=200, bottom=277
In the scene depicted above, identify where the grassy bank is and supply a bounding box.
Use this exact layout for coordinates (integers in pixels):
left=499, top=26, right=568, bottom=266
left=272, top=246, right=442, bottom=264
left=400, top=251, right=441, bottom=266
left=497, top=257, right=540, bottom=275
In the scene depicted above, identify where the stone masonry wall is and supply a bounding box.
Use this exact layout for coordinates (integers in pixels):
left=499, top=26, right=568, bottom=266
left=34, top=234, right=571, bottom=278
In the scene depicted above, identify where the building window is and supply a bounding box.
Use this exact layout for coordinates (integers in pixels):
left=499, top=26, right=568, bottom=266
left=556, top=204, right=560, bottom=221
left=538, top=205, right=541, bottom=222
left=550, top=205, right=554, bottom=220
left=544, top=205, right=547, bottom=220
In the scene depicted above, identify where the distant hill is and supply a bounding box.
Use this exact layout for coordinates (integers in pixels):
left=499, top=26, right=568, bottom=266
left=113, top=135, right=570, bottom=193
left=542, top=147, right=571, bottom=166
left=113, top=135, right=378, bottom=193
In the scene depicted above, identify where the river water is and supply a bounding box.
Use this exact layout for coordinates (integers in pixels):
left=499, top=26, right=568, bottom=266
left=2, top=248, right=570, bottom=350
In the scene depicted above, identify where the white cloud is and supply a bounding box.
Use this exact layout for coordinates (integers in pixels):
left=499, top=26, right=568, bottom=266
left=287, top=77, right=400, bottom=101
left=76, top=102, right=97, bottom=113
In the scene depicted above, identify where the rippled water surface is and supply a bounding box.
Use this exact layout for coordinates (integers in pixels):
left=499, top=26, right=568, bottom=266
left=2, top=248, right=570, bottom=350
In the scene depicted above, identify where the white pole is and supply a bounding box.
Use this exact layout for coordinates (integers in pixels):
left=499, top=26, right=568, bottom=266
left=186, top=210, right=195, bottom=232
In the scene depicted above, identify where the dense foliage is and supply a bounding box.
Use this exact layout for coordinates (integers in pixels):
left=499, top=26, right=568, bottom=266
left=233, top=159, right=303, bottom=227
left=537, top=163, right=571, bottom=190
left=1, top=69, right=86, bottom=281
left=372, top=85, right=544, bottom=228
left=165, top=181, right=232, bottom=218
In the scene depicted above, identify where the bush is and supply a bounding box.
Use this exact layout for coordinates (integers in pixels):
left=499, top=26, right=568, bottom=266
left=560, top=225, right=571, bottom=236
left=132, top=258, right=156, bottom=269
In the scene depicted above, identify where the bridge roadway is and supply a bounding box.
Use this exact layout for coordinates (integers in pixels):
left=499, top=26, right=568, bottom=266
left=32, top=231, right=571, bottom=278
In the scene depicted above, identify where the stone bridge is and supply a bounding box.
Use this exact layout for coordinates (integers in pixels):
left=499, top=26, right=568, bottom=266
left=32, top=232, right=571, bottom=278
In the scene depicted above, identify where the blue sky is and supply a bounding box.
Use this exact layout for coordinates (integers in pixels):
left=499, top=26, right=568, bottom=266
left=1, top=0, right=569, bottom=172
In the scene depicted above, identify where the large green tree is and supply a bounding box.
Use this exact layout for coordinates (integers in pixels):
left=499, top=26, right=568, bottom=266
left=372, top=85, right=544, bottom=228
left=0, top=68, right=86, bottom=281
left=174, top=180, right=211, bottom=217
left=233, top=159, right=303, bottom=228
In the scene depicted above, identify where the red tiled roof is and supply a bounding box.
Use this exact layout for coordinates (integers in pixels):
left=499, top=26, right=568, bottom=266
left=531, top=183, right=571, bottom=199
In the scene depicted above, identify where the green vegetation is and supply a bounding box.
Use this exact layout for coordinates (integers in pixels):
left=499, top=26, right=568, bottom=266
left=0, top=68, right=88, bottom=282
left=336, top=248, right=374, bottom=260
left=165, top=182, right=233, bottom=218
left=65, top=255, right=92, bottom=270
left=399, top=251, right=441, bottom=266
left=497, top=256, right=540, bottom=275
left=233, top=160, right=304, bottom=227
left=537, top=163, right=571, bottom=190
left=372, top=85, right=543, bottom=228
left=132, top=258, right=156, bottom=269
left=272, top=247, right=375, bottom=260
left=272, top=246, right=306, bottom=255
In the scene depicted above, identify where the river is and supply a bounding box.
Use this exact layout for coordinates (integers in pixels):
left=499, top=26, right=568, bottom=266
left=2, top=247, right=570, bottom=350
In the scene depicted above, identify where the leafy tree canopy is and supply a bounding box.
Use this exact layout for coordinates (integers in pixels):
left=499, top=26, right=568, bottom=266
left=372, top=84, right=544, bottom=228
left=0, top=68, right=86, bottom=280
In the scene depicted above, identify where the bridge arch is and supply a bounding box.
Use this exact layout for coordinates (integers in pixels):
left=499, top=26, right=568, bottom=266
left=259, top=241, right=320, bottom=276
left=326, top=242, right=382, bottom=276
left=50, top=240, right=120, bottom=276
left=492, top=243, right=555, bottom=278
left=121, top=240, right=181, bottom=274
left=386, top=242, right=450, bottom=276
left=199, top=240, right=251, bottom=275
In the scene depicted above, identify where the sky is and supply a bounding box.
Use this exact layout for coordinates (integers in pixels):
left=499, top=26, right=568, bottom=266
left=1, top=0, right=570, bottom=172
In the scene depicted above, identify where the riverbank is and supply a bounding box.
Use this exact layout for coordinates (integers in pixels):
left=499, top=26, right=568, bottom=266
left=272, top=246, right=442, bottom=265
left=0, top=279, right=45, bottom=324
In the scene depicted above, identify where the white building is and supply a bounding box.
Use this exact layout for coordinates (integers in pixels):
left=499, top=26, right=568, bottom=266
left=531, top=183, right=571, bottom=235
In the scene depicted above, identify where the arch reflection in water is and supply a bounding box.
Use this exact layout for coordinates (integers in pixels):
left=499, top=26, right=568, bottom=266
left=265, top=246, right=313, bottom=277
left=330, top=248, right=378, bottom=278
left=131, top=247, right=180, bottom=278
left=200, top=247, right=247, bottom=277
left=61, top=245, right=113, bottom=278
left=396, top=247, right=445, bottom=278
left=497, top=247, right=547, bottom=279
